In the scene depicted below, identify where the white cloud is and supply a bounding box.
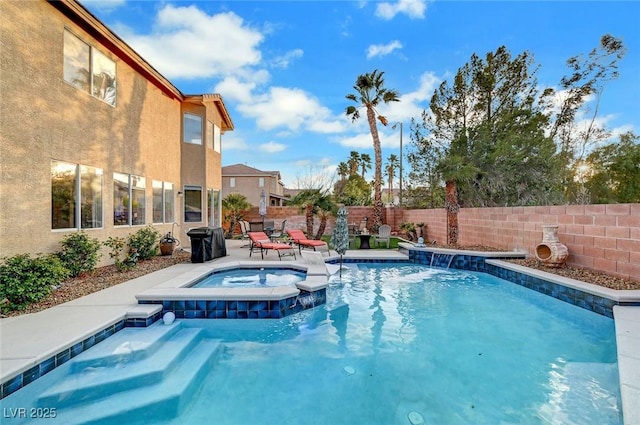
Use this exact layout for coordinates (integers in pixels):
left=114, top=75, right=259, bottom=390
left=117, top=5, right=264, bottom=79
left=237, top=86, right=345, bottom=133
left=272, top=49, right=304, bottom=69
left=213, top=72, right=269, bottom=103
left=376, top=0, right=427, bottom=20
left=259, top=141, right=287, bottom=153
left=366, top=40, right=403, bottom=59
left=337, top=132, right=376, bottom=149
left=221, top=133, right=249, bottom=151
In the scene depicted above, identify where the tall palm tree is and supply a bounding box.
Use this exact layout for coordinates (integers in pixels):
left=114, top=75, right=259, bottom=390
left=337, top=162, right=349, bottom=181
left=360, top=153, right=372, bottom=178
left=347, top=151, right=361, bottom=175
left=346, top=69, right=400, bottom=227
left=385, top=153, right=399, bottom=203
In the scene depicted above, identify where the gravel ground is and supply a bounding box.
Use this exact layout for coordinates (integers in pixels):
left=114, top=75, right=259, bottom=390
left=3, top=246, right=638, bottom=318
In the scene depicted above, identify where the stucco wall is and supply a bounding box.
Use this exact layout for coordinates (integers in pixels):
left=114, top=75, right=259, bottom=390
left=0, top=1, right=181, bottom=261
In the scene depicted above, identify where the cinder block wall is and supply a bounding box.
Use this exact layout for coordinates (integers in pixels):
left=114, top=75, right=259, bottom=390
left=403, top=204, right=640, bottom=281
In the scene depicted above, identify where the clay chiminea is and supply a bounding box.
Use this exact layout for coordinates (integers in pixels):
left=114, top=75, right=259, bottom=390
left=535, top=225, right=568, bottom=267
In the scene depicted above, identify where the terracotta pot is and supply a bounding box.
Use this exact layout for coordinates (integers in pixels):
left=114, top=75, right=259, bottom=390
left=159, top=242, right=175, bottom=256
left=535, top=225, right=568, bottom=267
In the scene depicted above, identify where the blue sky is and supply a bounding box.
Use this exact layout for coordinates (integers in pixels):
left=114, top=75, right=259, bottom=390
left=81, top=0, right=640, bottom=188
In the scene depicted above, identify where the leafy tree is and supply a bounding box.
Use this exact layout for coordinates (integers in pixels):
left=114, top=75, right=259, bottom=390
left=584, top=131, right=640, bottom=203
left=346, top=69, right=400, bottom=228
left=335, top=174, right=372, bottom=206
left=543, top=34, right=626, bottom=200
left=222, top=193, right=252, bottom=238
left=413, top=46, right=561, bottom=244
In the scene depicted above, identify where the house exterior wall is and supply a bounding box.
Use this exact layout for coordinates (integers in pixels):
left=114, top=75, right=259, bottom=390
left=0, top=0, right=230, bottom=263
left=222, top=174, right=282, bottom=206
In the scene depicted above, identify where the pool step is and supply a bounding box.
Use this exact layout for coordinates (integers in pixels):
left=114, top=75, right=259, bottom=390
left=536, top=362, right=621, bottom=424
left=37, top=327, right=201, bottom=408
left=69, top=321, right=183, bottom=372
left=33, top=338, right=222, bottom=425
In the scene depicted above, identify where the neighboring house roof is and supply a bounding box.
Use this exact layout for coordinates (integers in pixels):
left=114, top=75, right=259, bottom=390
left=51, top=0, right=233, bottom=132
left=283, top=188, right=302, bottom=198
left=222, top=164, right=281, bottom=181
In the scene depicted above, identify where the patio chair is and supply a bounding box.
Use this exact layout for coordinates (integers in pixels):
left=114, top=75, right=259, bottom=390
left=239, top=220, right=251, bottom=247
left=269, top=220, right=287, bottom=242
left=375, top=224, right=391, bottom=249
left=286, top=229, right=329, bottom=255
left=248, top=232, right=296, bottom=260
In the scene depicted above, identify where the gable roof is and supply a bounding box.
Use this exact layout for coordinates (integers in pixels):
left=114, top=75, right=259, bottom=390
left=223, top=164, right=281, bottom=180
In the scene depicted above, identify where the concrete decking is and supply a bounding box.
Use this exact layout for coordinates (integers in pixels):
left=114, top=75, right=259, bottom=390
left=0, top=239, right=638, bottom=424
left=0, top=240, right=407, bottom=384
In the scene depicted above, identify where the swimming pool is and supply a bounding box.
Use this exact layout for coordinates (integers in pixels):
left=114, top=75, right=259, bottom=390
left=0, top=263, right=621, bottom=424
left=190, top=268, right=306, bottom=288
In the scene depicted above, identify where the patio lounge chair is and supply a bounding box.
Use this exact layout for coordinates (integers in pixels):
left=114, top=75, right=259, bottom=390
left=286, top=229, right=329, bottom=255
left=248, top=232, right=296, bottom=260
left=374, top=224, right=391, bottom=248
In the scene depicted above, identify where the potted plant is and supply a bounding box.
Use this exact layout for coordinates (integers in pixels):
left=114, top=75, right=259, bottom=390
left=159, top=223, right=180, bottom=256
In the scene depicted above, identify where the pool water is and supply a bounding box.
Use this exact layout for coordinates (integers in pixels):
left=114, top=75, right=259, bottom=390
left=0, top=263, right=622, bottom=424
left=190, top=268, right=306, bottom=288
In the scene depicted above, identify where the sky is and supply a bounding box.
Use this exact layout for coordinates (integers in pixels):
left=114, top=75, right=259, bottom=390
left=81, top=0, right=640, bottom=189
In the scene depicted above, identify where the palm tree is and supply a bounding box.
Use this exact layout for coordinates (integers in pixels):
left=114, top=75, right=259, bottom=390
left=346, top=69, right=400, bottom=227
left=289, top=189, right=337, bottom=239
left=221, top=193, right=252, bottom=238
left=337, top=162, right=349, bottom=181
left=360, top=153, right=372, bottom=178
left=385, top=154, right=399, bottom=203
left=347, top=151, right=361, bottom=175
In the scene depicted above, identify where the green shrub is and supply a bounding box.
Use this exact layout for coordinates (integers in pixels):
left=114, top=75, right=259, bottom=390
left=128, top=225, right=160, bottom=260
left=0, top=254, right=69, bottom=312
left=104, top=236, right=138, bottom=271
left=57, top=231, right=102, bottom=277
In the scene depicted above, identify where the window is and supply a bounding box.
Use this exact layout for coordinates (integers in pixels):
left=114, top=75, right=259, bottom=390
left=183, top=113, right=202, bottom=144
left=207, top=189, right=221, bottom=227
left=184, top=186, right=202, bottom=222
left=214, top=124, right=221, bottom=153
left=153, top=181, right=175, bottom=224
left=113, top=173, right=145, bottom=226
left=259, top=177, right=264, bottom=187
left=63, top=29, right=116, bottom=106
left=229, top=178, right=235, bottom=188
left=51, top=161, right=103, bottom=230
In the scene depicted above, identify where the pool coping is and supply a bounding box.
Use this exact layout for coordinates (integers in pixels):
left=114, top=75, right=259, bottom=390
left=1, top=242, right=638, bottom=423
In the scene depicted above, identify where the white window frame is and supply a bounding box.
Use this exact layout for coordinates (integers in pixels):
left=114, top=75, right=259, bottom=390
left=183, top=113, right=203, bottom=145
left=63, top=29, right=116, bottom=106
left=51, top=160, right=103, bottom=230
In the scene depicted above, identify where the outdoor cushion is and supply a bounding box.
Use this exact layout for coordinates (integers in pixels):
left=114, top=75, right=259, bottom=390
left=286, top=229, right=329, bottom=254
